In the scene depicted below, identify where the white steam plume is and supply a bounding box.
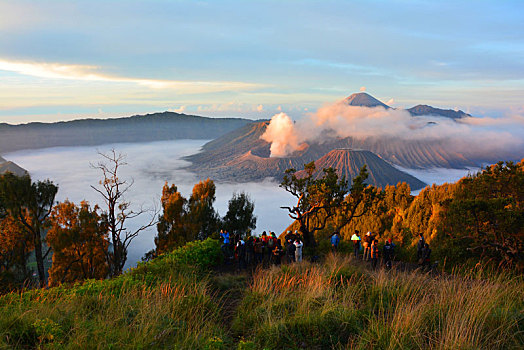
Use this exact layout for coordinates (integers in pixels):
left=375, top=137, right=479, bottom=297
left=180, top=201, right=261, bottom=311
left=261, top=98, right=524, bottom=161
left=260, top=113, right=301, bottom=158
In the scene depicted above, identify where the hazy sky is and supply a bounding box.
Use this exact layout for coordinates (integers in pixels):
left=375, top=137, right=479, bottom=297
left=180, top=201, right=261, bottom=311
left=1, top=0, right=523, bottom=124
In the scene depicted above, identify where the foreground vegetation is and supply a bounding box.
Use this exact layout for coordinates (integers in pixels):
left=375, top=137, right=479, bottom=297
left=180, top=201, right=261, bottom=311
left=1, top=239, right=522, bottom=349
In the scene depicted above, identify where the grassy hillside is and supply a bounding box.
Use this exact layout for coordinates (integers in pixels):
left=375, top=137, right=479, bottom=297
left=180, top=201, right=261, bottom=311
left=1, top=240, right=522, bottom=349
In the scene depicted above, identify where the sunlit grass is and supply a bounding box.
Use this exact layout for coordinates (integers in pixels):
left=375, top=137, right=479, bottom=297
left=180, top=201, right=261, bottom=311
left=234, top=254, right=524, bottom=349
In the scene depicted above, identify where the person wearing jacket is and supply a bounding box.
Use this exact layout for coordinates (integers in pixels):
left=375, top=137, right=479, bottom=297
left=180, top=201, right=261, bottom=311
left=351, top=230, right=361, bottom=258
left=371, top=239, right=379, bottom=269
left=331, top=231, right=340, bottom=252
left=294, top=238, right=304, bottom=262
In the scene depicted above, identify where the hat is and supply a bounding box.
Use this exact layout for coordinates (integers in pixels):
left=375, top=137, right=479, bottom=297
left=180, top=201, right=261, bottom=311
left=287, top=230, right=292, bottom=234
left=366, top=231, right=371, bottom=236
left=294, top=230, right=298, bottom=234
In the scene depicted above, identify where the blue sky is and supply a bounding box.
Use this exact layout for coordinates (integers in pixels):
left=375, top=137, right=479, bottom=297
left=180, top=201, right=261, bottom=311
left=0, top=0, right=523, bottom=123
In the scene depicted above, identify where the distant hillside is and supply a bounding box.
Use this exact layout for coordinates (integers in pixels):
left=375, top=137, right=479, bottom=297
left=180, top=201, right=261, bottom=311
left=295, top=149, right=426, bottom=190
left=0, top=158, right=27, bottom=176
left=0, top=112, right=253, bottom=153
left=407, top=104, right=471, bottom=119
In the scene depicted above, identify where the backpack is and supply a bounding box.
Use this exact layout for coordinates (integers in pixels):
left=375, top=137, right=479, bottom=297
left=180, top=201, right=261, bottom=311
left=267, top=237, right=275, bottom=249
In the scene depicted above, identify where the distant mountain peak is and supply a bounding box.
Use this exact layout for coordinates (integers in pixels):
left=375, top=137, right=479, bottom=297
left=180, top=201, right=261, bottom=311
left=407, top=104, right=471, bottom=119
left=345, top=92, right=390, bottom=109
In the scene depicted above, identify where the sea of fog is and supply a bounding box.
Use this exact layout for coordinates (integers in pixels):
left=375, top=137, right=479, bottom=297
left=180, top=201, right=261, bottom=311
left=5, top=139, right=477, bottom=270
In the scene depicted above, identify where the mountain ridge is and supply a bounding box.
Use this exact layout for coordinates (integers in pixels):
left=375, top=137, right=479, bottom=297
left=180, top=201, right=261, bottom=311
left=0, top=112, right=254, bottom=153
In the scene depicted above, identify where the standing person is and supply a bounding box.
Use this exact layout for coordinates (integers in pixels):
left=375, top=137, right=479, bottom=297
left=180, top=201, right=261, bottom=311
left=363, top=232, right=372, bottom=261
left=286, top=239, right=296, bottom=263
left=220, top=230, right=231, bottom=261
left=284, top=230, right=293, bottom=243
left=254, top=238, right=263, bottom=265
left=266, top=232, right=276, bottom=265
left=383, top=240, right=393, bottom=269
left=272, top=240, right=283, bottom=265
left=245, top=236, right=254, bottom=267
left=421, top=243, right=432, bottom=270
left=387, top=238, right=396, bottom=262
left=351, top=230, right=361, bottom=258
left=331, top=231, right=340, bottom=252
left=371, top=239, right=379, bottom=269
left=235, top=238, right=246, bottom=271
left=417, top=233, right=425, bottom=263
left=294, top=238, right=304, bottom=262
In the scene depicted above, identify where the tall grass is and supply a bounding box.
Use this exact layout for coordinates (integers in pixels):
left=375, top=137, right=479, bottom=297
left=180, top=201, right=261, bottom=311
left=0, top=238, right=228, bottom=349
left=233, top=254, right=524, bottom=349
left=1, top=244, right=522, bottom=349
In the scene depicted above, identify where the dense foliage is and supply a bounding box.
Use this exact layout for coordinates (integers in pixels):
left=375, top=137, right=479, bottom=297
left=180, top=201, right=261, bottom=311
left=0, top=173, right=58, bottom=287
left=46, top=201, right=109, bottom=286
left=311, top=160, right=524, bottom=271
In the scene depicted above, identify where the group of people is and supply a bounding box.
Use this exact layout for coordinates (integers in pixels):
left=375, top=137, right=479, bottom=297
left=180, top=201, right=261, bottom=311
left=342, top=230, right=396, bottom=269
left=221, top=228, right=433, bottom=271
left=220, top=229, right=304, bottom=270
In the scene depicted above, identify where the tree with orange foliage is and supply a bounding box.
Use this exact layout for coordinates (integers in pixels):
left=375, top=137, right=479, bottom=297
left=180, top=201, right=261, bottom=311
left=187, top=179, right=219, bottom=241
left=46, top=200, right=109, bottom=286
left=0, top=213, right=33, bottom=290
left=151, top=179, right=219, bottom=258
left=0, top=173, right=57, bottom=287
left=155, top=182, right=188, bottom=254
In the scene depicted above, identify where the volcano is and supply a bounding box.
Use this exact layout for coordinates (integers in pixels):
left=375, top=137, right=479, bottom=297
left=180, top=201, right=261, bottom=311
left=345, top=92, right=391, bottom=109
left=295, top=149, right=426, bottom=189
left=185, top=92, right=490, bottom=186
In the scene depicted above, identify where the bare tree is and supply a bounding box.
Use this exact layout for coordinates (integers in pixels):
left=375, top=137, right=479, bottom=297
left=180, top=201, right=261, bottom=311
left=91, top=150, right=157, bottom=277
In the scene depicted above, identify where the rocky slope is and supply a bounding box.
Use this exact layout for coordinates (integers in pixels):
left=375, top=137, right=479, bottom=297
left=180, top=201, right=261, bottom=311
left=295, top=149, right=426, bottom=189
left=0, top=157, right=27, bottom=176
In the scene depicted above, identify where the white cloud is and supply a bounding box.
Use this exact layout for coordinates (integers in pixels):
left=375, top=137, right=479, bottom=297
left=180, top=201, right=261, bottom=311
left=172, top=106, right=186, bottom=113
left=0, top=58, right=262, bottom=93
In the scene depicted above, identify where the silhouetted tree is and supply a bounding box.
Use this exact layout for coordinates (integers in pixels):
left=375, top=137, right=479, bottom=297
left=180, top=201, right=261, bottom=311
left=47, top=200, right=109, bottom=286
left=281, top=163, right=379, bottom=249
left=223, top=192, right=256, bottom=237
left=0, top=173, right=57, bottom=287
left=91, top=150, right=156, bottom=277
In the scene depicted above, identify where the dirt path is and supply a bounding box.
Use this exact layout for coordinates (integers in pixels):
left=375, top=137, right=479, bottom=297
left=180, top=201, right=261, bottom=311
left=209, top=263, right=252, bottom=333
